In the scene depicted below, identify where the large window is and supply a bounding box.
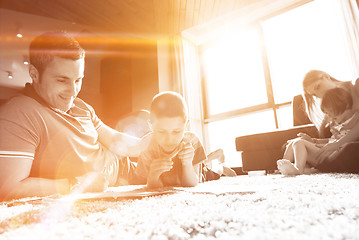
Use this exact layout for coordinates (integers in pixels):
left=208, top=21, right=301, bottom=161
left=196, top=0, right=358, bottom=167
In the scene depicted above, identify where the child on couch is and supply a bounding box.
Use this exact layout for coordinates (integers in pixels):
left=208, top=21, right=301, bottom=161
left=277, top=88, right=359, bottom=175
left=135, top=91, right=234, bottom=188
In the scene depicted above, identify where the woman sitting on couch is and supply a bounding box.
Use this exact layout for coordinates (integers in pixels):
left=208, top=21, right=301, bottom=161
left=278, top=87, right=359, bottom=175
left=295, top=70, right=359, bottom=173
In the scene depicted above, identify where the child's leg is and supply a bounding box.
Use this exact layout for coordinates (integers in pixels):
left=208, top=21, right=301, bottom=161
left=282, top=139, right=295, bottom=162
left=292, top=139, right=319, bottom=173
left=277, top=139, right=296, bottom=174
left=277, top=139, right=319, bottom=175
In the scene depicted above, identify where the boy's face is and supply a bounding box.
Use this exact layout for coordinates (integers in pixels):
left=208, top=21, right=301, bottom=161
left=150, top=116, right=187, bottom=153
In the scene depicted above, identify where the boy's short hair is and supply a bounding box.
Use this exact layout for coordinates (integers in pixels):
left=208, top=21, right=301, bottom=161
left=29, top=31, right=85, bottom=75
left=320, top=88, right=353, bottom=116
left=150, top=91, right=188, bottom=120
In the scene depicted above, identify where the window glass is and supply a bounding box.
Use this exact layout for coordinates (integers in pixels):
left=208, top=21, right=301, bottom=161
left=191, top=0, right=358, bottom=168
left=201, top=30, right=268, bottom=116
left=262, top=0, right=355, bottom=104
left=276, top=105, right=293, bottom=129
left=205, top=109, right=276, bottom=167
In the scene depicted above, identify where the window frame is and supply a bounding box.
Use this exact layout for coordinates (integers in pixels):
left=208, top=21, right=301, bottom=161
left=199, top=22, right=292, bottom=128
left=180, top=0, right=359, bottom=163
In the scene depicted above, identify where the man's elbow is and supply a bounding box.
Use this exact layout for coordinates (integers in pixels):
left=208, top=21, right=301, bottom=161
left=186, top=182, right=198, bottom=187
left=0, top=182, right=17, bottom=201
left=181, top=180, right=198, bottom=187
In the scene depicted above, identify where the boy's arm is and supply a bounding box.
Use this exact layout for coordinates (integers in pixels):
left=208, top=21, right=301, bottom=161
left=178, top=143, right=199, bottom=187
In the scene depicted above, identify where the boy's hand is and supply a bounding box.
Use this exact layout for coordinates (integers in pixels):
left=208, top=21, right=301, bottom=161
left=148, top=158, right=174, bottom=180
left=178, top=142, right=195, bottom=166
left=148, top=147, right=179, bottom=184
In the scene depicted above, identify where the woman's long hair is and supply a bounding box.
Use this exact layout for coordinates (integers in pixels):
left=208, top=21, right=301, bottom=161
left=302, top=70, right=344, bottom=130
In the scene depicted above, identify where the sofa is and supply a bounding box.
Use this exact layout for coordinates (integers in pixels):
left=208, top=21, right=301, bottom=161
left=235, top=95, right=318, bottom=173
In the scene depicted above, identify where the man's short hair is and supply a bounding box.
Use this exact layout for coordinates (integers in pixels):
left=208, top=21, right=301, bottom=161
left=321, top=88, right=353, bottom=116
left=29, top=31, right=85, bottom=74
left=150, top=91, right=188, bottom=120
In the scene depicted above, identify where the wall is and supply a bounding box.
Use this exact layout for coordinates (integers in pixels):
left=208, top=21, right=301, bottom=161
left=0, top=9, right=160, bottom=127
left=94, top=40, right=159, bottom=127
left=0, top=9, right=103, bottom=112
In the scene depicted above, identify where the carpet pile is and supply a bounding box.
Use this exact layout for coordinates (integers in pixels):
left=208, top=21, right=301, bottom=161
left=1, top=173, right=359, bottom=239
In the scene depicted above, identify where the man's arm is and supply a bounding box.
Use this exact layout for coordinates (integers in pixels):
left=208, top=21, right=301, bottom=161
left=97, top=124, right=146, bottom=157
left=0, top=157, right=69, bottom=200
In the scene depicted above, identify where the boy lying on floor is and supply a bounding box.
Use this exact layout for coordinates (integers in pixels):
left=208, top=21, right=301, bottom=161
left=135, top=91, right=235, bottom=188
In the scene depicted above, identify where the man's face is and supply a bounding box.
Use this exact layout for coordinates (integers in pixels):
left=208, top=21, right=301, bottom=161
left=32, top=56, right=84, bottom=112
left=150, top=116, right=187, bottom=154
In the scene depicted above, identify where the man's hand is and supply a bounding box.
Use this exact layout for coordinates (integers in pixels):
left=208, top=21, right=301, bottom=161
left=178, top=143, right=195, bottom=166
left=70, top=172, right=109, bottom=193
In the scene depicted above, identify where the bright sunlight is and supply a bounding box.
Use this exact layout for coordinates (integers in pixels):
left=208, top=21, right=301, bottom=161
left=199, top=0, right=357, bottom=167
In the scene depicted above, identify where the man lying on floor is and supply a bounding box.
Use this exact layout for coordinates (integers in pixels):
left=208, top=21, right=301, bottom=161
left=0, top=31, right=146, bottom=201
left=0, top=32, right=235, bottom=201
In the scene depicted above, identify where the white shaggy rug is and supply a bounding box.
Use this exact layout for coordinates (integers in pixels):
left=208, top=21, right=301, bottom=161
left=1, top=173, right=359, bottom=240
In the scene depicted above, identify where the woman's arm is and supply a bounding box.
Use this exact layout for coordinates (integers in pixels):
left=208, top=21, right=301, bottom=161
left=316, top=117, right=359, bottom=162
left=297, top=132, right=329, bottom=144
left=353, top=78, right=359, bottom=96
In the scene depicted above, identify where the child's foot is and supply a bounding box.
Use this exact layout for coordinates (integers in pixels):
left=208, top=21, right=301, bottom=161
left=277, top=159, right=300, bottom=176
left=222, top=165, right=237, bottom=177
left=205, top=149, right=236, bottom=177
left=207, top=149, right=225, bottom=163
left=210, top=160, right=223, bottom=176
